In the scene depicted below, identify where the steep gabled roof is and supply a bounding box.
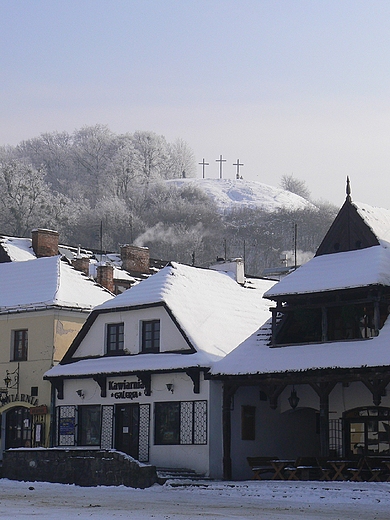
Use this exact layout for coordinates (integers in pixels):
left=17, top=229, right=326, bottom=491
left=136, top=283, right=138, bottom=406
left=265, top=196, right=390, bottom=299
left=46, top=263, right=275, bottom=377
left=0, top=256, right=113, bottom=313
left=93, top=262, right=275, bottom=359
left=354, top=201, right=390, bottom=247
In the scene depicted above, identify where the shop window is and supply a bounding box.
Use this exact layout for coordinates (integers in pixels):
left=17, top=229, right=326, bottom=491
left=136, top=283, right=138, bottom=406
left=142, top=320, right=160, bottom=353
left=155, top=402, right=180, bottom=444
left=12, top=329, right=28, bottom=361
left=154, top=401, right=207, bottom=445
left=241, top=405, right=256, bottom=440
left=345, top=407, right=390, bottom=457
left=106, top=323, right=124, bottom=355
left=77, top=405, right=101, bottom=446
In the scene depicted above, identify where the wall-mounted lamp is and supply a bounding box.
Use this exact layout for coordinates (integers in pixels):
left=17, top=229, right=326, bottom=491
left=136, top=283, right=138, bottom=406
left=166, top=383, right=174, bottom=393
left=288, top=386, right=300, bottom=409
left=76, top=389, right=85, bottom=398
left=4, top=364, right=19, bottom=390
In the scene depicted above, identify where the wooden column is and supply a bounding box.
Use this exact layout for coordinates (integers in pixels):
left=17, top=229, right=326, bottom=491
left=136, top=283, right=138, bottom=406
left=310, top=382, right=336, bottom=457
left=222, top=383, right=237, bottom=480
left=321, top=307, right=328, bottom=342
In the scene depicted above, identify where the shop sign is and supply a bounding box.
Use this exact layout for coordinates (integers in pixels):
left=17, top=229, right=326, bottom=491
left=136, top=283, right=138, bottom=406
left=30, top=405, right=48, bottom=415
left=108, top=379, right=144, bottom=400
left=0, top=393, right=39, bottom=409
left=59, top=416, right=75, bottom=436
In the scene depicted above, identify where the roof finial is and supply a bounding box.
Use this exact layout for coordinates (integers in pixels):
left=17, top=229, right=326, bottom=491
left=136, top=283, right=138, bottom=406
left=346, top=176, right=351, bottom=201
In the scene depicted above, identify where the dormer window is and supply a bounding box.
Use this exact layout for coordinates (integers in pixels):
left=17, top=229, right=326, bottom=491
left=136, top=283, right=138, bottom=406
left=141, top=320, right=160, bottom=353
left=106, top=323, right=124, bottom=355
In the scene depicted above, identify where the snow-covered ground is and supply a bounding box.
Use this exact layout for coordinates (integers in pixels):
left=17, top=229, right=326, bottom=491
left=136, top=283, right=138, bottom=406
left=1, top=479, right=389, bottom=519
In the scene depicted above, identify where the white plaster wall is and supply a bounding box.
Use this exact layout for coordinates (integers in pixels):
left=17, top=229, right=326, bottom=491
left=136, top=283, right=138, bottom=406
left=230, top=386, right=283, bottom=480
left=74, top=306, right=190, bottom=358
left=60, top=371, right=214, bottom=476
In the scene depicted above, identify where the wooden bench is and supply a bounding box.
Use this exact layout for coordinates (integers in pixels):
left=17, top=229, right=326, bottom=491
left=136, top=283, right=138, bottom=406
left=247, top=456, right=278, bottom=480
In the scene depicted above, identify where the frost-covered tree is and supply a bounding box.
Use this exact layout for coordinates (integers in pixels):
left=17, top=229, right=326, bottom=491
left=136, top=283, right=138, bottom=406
left=0, top=160, right=54, bottom=236
left=280, top=174, right=311, bottom=200
left=166, top=138, right=196, bottom=179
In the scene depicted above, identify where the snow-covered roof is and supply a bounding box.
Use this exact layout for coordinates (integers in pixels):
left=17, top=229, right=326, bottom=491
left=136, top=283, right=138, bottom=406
left=95, top=262, right=274, bottom=357
left=165, top=178, right=316, bottom=213
left=264, top=245, right=390, bottom=298
left=0, top=256, right=114, bottom=313
left=0, top=236, right=36, bottom=261
left=210, top=315, right=390, bottom=377
left=354, top=201, right=390, bottom=247
left=45, top=263, right=275, bottom=378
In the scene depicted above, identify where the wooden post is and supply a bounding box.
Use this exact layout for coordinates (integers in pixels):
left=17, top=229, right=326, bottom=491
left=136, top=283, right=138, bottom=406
left=321, top=307, right=328, bottom=342
left=222, top=383, right=237, bottom=480
left=310, top=382, right=336, bottom=458
left=319, top=392, right=330, bottom=458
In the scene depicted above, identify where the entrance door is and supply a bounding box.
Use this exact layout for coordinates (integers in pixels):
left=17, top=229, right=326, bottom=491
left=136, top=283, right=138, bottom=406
left=5, top=407, right=32, bottom=449
left=115, top=404, right=139, bottom=459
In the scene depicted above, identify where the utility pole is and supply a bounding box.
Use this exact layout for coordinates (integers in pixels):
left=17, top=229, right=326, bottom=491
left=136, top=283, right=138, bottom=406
left=233, top=159, right=244, bottom=179
left=198, top=158, right=209, bottom=179
left=216, top=155, right=226, bottom=179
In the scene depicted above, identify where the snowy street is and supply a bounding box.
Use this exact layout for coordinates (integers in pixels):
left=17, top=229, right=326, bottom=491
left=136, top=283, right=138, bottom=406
left=1, top=479, right=390, bottom=519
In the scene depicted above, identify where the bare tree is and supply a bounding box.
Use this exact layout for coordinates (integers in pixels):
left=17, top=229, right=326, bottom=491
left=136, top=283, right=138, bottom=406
left=280, top=174, right=311, bottom=200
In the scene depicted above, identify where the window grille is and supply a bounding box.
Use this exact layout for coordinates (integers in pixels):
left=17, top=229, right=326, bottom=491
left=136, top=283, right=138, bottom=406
left=329, top=418, right=343, bottom=457
left=138, top=404, right=150, bottom=462
left=101, top=405, right=114, bottom=449
left=57, top=405, right=76, bottom=446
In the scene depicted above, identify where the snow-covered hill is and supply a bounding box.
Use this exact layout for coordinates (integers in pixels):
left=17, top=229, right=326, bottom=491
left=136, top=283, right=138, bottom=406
left=166, top=178, right=316, bottom=213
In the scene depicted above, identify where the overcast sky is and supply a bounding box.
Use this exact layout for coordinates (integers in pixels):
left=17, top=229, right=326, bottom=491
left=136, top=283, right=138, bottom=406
left=1, top=0, right=390, bottom=208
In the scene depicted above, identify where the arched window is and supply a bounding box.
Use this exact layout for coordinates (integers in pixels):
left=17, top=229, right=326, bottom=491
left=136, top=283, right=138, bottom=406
left=5, top=407, right=32, bottom=449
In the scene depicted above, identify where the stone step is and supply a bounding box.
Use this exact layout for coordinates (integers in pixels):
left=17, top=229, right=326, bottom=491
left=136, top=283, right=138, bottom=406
left=156, top=467, right=207, bottom=484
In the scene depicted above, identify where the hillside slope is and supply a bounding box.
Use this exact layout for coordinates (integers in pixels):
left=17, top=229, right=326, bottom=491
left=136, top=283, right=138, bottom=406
left=166, top=178, right=316, bottom=213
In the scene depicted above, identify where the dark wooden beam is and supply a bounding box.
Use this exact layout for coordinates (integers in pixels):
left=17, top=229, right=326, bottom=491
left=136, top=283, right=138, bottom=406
left=186, top=369, right=200, bottom=394
left=136, top=372, right=152, bottom=396
left=93, top=375, right=107, bottom=398
left=52, top=379, right=64, bottom=400
left=361, top=375, right=390, bottom=406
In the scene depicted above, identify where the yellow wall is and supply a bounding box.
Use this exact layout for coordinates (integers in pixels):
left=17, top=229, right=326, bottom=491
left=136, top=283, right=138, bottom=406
left=0, top=308, right=90, bottom=448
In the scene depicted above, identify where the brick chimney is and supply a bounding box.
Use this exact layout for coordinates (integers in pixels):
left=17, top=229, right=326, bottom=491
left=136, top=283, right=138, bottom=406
left=96, top=264, right=114, bottom=293
left=31, top=229, right=59, bottom=258
left=120, top=245, right=150, bottom=274
left=72, top=257, right=90, bottom=276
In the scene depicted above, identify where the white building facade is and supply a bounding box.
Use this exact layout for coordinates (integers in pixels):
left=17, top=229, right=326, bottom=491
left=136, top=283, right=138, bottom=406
left=45, top=262, right=274, bottom=478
